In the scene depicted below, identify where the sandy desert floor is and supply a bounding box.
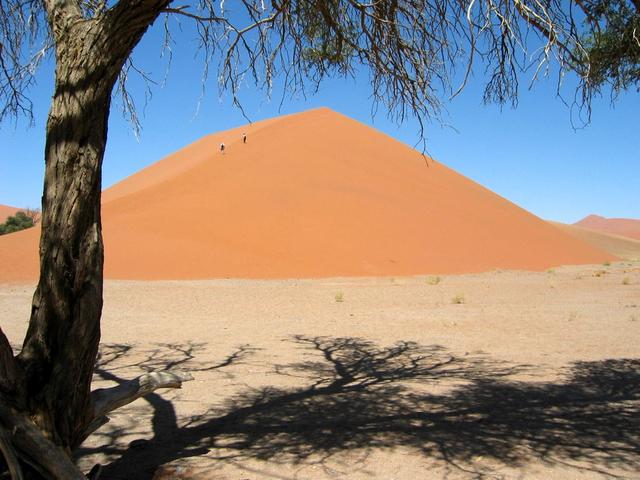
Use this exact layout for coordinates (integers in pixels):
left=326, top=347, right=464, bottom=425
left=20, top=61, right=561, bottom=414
left=2, top=262, right=640, bottom=479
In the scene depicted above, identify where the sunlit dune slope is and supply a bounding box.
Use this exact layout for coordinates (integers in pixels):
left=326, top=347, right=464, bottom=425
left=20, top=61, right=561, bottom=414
left=0, top=225, right=40, bottom=281
left=0, top=108, right=614, bottom=281
left=575, top=214, right=640, bottom=241
left=0, top=205, right=39, bottom=282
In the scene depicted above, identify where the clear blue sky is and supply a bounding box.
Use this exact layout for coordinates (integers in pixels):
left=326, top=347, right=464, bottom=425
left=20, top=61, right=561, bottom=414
left=1, top=15, right=638, bottom=224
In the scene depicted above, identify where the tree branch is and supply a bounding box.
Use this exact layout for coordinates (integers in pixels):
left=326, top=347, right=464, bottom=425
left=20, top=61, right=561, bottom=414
left=105, top=0, right=172, bottom=34
left=43, top=0, right=83, bottom=35
left=162, top=5, right=225, bottom=23
left=0, top=403, right=87, bottom=479
left=91, top=370, right=193, bottom=421
left=0, top=423, right=23, bottom=480
left=79, top=370, right=192, bottom=444
left=0, top=328, right=18, bottom=395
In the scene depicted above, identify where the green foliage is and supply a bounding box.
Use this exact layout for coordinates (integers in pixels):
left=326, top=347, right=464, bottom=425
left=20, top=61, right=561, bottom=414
left=580, top=0, right=640, bottom=93
left=0, top=211, right=34, bottom=235
left=298, top=0, right=357, bottom=75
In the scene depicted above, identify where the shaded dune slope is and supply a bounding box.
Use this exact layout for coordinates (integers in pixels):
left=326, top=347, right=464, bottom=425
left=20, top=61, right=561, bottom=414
left=550, top=221, right=640, bottom=260
left=575, top=214, right=640, bottom=241
left=0, top=108, right=614, bottom=281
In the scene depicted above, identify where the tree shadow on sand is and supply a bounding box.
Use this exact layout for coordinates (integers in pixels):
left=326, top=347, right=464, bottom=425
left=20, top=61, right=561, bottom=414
left=77, top=336, right=640, bottom=479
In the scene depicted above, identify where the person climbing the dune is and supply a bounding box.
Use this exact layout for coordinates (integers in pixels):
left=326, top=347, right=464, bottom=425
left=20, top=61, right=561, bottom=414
left=220, top=142, right=225, bottom=154
left=242, top=133, right=247, bottom=144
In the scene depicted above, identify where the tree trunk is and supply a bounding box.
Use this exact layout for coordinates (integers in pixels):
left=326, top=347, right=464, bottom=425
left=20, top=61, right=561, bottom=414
left=7, top=1, right=171, bottom=454
left=17, top=43, right=111, bottom=451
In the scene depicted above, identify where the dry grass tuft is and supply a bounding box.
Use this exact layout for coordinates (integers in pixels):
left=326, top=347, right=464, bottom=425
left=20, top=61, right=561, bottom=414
left=451, top=294, right=465, bottom=304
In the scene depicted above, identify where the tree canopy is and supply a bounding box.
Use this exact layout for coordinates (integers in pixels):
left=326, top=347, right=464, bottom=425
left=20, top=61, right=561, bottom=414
left=579, top=0, right=640, bottom=94
left=1, top=0, right=638, bottom=133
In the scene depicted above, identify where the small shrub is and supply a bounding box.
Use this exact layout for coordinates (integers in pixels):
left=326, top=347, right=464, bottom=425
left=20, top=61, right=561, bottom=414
left=335, top=292, right=344, bottom=303
left=594, top=270, right=607, bottom=277
left=622, top=277, right=631, bottom=285
left=0, top=211, right=34, bottom=235
left=426, top=276, right=441, bottom=285
left=603, top=261, right=611, bottom=267
left=568, top=311, right=579, bottom=322
left=547, top=268, right=556, bottom=274
left=451, top=294, right=465, bottom=304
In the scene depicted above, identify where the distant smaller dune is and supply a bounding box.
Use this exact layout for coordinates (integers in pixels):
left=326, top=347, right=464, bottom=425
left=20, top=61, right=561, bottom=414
left=575, top=215, right=640, bottom=241
left=0, top=204, right=20, bottom=223
left=551, top=221, right=640, bottom=260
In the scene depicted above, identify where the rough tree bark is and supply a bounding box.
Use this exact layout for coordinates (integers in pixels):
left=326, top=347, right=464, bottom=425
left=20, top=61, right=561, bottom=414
left=0, top=0, right=172, bottom=462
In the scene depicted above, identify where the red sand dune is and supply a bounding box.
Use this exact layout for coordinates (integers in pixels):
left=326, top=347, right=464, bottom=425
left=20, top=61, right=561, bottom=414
left=549, top=221, right=640, bottom=260
left=0, top=204, right=20, bottom=223
left=0, top=108, right=615, bottom=281
left=0, top=225, right=39, bottom=281
left=574, top=214, right=640, bottom=241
